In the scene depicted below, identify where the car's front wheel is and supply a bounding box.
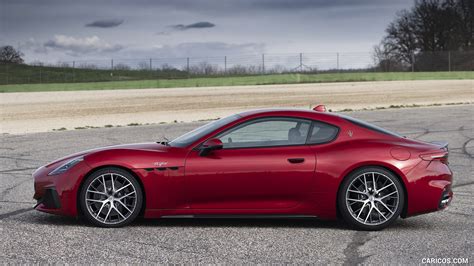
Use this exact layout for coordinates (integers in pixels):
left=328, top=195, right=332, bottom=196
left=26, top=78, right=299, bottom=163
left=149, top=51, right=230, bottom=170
left=338, top=167, right=404, bottom=231
left=79, top=167, right=143, bottom=227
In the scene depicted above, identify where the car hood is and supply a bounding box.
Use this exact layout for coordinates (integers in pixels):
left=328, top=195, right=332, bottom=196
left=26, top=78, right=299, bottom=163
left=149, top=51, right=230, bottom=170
left=45, top=142, right=171, bottom=168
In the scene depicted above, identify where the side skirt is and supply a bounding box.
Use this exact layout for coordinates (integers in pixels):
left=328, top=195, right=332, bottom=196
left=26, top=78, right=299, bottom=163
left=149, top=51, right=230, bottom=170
left=160, top=214, right=318, bottom=219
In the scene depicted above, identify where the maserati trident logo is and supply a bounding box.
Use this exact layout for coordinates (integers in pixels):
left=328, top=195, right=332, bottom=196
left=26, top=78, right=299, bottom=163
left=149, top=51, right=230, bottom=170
left=154, top=161, right=168, bottom=167
left=348, top=130, right=353, bottom=137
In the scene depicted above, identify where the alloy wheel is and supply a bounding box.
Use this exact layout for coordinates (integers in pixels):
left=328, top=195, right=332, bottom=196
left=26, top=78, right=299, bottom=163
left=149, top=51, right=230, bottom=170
left=345, top=171, right=400, bottom=226
left=84, top=172, right=138, bottom=225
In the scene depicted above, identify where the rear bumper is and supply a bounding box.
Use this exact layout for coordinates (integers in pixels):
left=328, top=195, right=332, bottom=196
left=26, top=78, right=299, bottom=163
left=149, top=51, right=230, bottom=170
left=404, top=160, right=453, bottom=217
left=438, top=188, right=453, bottom=209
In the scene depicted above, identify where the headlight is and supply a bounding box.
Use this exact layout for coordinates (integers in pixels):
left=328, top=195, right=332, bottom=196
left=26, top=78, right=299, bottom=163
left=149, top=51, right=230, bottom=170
left=48, top=156, right=84, bottom=176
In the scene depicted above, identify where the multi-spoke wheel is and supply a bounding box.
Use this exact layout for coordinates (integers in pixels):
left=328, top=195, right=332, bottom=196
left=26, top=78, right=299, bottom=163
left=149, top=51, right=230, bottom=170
left=79, top=167, right=143, bottom=227
left=338, top=167, right=404, bottom=230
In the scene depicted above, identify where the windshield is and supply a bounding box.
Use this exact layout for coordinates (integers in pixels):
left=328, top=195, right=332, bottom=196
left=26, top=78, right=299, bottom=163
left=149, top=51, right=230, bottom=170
left=339, top=114, right=402, bottom=138
left=169, top=114, right=241, bottom=147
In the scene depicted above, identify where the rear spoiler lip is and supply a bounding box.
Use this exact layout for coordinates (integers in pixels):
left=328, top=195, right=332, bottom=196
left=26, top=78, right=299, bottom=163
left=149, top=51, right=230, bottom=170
left=429, top=141, right=449, bottom=150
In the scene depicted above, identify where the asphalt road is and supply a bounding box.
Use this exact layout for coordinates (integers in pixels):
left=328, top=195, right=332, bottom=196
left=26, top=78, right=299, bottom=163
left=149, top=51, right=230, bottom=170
left=0, top=105, right=472, bottom=264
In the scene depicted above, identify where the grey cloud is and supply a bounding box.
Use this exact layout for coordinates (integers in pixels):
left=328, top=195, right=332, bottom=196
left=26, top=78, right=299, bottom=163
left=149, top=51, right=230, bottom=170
left=169, top=42, right=263, bottom=56
left=123, top=42, right=265, bottom=59
left=85, top=19, right=124, bottom=28
left=111, top=0, right=412, bottom=12
left=43, top=35, right=123, bottom=55
left=243, top=0, right=409, bottom=10
left=170, top=21, right=215, bottom=31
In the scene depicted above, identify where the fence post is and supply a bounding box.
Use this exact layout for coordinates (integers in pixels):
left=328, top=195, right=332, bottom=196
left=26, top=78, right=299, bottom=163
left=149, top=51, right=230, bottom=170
left=72, top=61, right=75, bottom=82
left=149, top=58, right=153, bottom=79
left=411, top=53, right=415, bottom=72
left=186, top=57, right=190, bottom=73
left=110, top=59, right=114, bottom=80
left=336, top=52, right=339, bottom=71
left=262, top=54, right=265, bottom=74
left=300, top=53, right=303, bottom=73
left=224, top=56, right=227, bottom=74
left=448, top=51, right=451, bottom=72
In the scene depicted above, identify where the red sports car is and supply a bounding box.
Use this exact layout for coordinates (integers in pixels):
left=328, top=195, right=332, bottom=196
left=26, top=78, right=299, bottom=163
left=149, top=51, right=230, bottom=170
left=33, top=106, right=453, bottom=230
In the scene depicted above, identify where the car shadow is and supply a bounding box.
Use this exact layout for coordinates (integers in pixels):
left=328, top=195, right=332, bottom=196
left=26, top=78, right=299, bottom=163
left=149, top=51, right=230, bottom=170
left=133, top=217, right=348, bottom=230
left=26, top=212, right=87, bottom=226
left=28, top=212, right=347, bottom=229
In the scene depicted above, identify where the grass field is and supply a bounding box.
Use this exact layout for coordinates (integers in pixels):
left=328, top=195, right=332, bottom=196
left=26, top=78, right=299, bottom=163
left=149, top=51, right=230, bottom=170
left=0, top=71, right=472, bottom=92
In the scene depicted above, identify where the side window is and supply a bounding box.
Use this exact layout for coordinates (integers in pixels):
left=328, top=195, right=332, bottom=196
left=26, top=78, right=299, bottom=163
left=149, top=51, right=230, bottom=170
left=308, top=121, right=339, bottom=144
left=218, top=118, right=311, bottom=148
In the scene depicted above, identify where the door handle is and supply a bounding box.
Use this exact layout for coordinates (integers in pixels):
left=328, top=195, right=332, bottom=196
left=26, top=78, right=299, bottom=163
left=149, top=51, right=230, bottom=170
left=287, top=158, right=305, bottom=164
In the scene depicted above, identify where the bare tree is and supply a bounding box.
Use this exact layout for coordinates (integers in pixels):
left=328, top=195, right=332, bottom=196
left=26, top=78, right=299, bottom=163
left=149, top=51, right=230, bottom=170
left=137, top=61, right=149, bottom=70
left=114, top=63, right=131, bottom=70
left=452, top=0, right=473, bottom=50
left=189, top=61, right=218, bottom=75
left=382, top=10, right=418, bottom=65
left=376, top=0, right=473, bottom=70
left=30, top=60, right=44, bottom=66
left=161, top=63, right=175, bottom=71
left=226, top=64, right=249, bottom=75
left=372, top=44, right=405, bottom=71
left=78, top=63, right=98, bottom=69
left=0, top=45, right=24, bottom=64
left=57, top=62, right=71, bottom=68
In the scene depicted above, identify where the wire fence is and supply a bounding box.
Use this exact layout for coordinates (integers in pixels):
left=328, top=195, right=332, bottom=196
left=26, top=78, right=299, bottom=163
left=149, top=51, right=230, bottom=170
left=0, top=51, right=472, bottom=85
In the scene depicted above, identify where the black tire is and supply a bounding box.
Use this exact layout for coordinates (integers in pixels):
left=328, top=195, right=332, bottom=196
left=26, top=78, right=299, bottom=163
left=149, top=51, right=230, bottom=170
left=338, top=167, right=405, bottom=231
left=79, top=167, right=143, bottom=228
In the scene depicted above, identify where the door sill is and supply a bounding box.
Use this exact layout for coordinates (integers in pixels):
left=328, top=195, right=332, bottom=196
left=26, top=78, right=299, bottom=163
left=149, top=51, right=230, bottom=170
left=160, top=214, right=317, bottom=219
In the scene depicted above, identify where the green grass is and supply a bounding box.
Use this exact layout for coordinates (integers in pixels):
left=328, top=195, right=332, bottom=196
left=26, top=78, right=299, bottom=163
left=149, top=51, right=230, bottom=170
left=0, top=71, right=472, bottom=92
left=0, top=63, right=188, bottom=85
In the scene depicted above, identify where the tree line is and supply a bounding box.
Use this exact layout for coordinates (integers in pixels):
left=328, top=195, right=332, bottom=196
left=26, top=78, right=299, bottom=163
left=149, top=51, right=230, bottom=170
left=374, top=0, right=473, bottom=71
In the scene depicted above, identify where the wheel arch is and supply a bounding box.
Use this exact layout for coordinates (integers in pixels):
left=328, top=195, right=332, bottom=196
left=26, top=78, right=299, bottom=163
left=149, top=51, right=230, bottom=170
left=76, top=164, right=147, bottom=217
left=335, top=162, right=409, bottom=219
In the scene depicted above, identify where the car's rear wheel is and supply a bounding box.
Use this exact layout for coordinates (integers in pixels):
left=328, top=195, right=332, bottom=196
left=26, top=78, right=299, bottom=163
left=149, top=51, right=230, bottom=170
left=79, top=167, right=143, bottom=227
left=338, top=167, right=404, bottom=231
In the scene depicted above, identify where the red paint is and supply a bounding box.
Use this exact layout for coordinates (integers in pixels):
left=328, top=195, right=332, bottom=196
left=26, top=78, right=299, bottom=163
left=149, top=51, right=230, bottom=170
left=33, top=109, right=453, bottom=221
left=202, top=138, right=223, bottom=148
left=390, top=147, right=411, bottom=161
left=313, top=105, right=327, bottom=112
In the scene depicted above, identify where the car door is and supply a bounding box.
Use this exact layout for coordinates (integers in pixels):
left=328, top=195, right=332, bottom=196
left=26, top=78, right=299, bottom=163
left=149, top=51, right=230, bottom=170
left=184, top=117, right=316, bottom=210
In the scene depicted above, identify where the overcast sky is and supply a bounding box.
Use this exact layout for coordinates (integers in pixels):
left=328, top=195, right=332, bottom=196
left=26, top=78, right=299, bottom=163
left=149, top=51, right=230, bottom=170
left=0, top=0, right=413, bottom=63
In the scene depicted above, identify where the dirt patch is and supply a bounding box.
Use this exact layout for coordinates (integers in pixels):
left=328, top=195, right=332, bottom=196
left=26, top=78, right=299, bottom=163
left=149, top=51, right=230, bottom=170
left=1, top=80, right=472, bottom=134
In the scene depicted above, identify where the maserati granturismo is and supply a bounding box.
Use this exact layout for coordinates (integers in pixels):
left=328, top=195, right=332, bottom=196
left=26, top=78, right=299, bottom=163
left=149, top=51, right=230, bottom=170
left=33, top=106, right=453, bottom=230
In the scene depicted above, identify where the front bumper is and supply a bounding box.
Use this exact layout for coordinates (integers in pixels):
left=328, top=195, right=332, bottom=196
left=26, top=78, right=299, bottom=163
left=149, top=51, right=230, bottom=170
left=34, top=187, right=61, bottom=209
left=32, top=162, right=91, bottom=216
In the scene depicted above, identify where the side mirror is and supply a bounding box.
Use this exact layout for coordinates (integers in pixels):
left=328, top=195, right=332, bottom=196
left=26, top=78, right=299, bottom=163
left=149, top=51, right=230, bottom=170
left=199, top=138, right=223, bottom=156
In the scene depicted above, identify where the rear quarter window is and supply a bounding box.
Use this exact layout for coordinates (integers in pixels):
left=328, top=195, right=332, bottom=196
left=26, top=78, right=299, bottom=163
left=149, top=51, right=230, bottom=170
left=308, top=121, right=339, bottom=144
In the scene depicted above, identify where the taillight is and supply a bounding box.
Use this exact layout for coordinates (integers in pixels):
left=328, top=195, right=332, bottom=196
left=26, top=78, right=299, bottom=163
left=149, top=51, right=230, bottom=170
left=420, top=151, right=449, bottom=164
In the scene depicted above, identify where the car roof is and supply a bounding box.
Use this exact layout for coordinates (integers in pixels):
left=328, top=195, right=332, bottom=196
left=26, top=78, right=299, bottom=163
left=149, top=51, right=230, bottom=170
left=237, top=108, right=342, bottom=123
left=236, top=108, right=402, bottom=139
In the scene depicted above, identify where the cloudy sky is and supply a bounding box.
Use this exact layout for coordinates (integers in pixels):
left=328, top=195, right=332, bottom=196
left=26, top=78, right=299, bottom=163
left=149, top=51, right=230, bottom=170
left=1, top=0, right=413, bottom=64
